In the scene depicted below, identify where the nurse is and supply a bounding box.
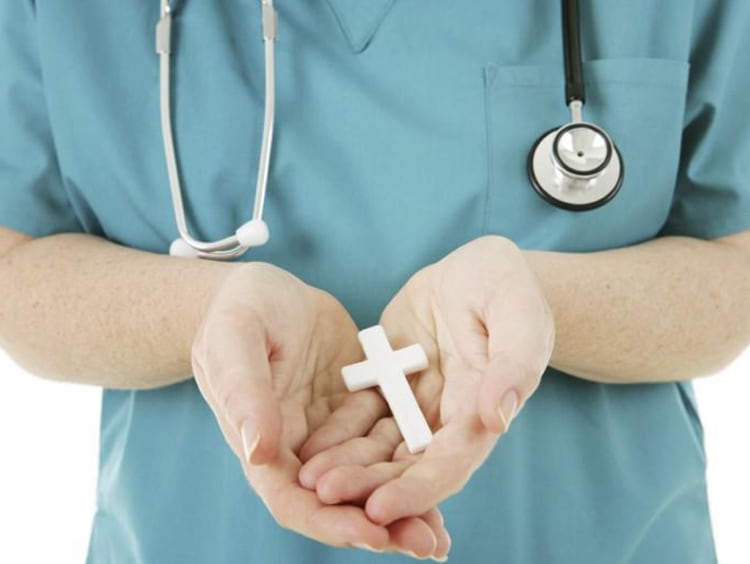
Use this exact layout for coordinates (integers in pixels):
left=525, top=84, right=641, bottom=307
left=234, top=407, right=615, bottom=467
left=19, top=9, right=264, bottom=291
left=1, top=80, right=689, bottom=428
left=1, top=1, right=749, bottom=562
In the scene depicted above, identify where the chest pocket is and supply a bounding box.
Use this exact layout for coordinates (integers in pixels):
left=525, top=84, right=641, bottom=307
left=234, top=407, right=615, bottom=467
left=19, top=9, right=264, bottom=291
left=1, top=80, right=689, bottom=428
left=483, top=58, right=690, bottom=252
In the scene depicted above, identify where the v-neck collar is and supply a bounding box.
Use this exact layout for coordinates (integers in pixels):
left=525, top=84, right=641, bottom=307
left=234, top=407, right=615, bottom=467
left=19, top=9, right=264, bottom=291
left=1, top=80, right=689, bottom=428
left=325, top=0, right=398, bottom=53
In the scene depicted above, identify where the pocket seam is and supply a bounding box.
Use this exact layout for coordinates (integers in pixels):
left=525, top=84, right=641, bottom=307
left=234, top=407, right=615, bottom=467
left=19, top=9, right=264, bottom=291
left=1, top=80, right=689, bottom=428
left=485, top=58, right=690, bottom=89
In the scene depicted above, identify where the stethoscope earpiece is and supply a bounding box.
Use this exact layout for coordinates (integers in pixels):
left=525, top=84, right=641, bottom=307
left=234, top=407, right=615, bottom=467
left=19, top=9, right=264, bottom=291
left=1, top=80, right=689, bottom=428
left=235, top=218, right=270, bottom=248
left=169, top=238, right=201, bottom=259
left=169, top=219, right=270, bottom=259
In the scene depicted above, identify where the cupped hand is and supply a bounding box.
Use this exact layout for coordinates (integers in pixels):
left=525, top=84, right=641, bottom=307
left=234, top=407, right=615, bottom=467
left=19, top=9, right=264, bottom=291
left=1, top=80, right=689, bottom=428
left=299, top=236, right=555, bottom=528
left=191, top=262, right=449, bottom=557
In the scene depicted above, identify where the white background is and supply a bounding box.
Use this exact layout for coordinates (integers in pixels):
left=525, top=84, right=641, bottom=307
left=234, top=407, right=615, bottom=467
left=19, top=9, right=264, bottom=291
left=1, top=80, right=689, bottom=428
left=0, top=349, right=748, bottom=564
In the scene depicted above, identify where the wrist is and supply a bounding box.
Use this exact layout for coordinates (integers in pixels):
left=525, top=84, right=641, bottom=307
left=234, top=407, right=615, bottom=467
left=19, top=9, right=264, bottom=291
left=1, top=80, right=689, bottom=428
left=185, top=259, right=246, bottom=370
left=519, top=249, right=561, bottom=367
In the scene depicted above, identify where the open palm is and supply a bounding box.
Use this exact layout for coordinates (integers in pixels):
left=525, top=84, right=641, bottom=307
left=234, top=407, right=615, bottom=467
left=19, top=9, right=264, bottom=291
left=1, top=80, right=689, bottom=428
left=191, top=263, right=448, bottom=556
left=298, top=236, right=555, bottom=529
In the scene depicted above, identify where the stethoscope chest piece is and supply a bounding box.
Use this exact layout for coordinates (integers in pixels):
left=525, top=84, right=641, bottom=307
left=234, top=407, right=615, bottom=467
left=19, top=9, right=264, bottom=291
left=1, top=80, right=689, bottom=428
left=528, top=122, right=623, bottom=211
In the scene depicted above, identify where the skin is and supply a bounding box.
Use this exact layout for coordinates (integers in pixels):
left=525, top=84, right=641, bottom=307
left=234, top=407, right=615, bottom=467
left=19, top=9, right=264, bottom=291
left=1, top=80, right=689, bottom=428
left=1, top=226, right=749, bottom=559
left=190, top=262, right=451, bottom=557
left=299, top=236, right=555, bottom=527
left=298, top=233, right=750, bottom=530
left=0, top=229, right=449, bottom=558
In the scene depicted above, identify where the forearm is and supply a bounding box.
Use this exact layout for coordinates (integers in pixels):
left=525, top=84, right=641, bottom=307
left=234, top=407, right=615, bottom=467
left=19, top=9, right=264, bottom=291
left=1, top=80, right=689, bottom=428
left=0, top=234, right=236, bottom=389
left=524, top=235, right=750, bottom=383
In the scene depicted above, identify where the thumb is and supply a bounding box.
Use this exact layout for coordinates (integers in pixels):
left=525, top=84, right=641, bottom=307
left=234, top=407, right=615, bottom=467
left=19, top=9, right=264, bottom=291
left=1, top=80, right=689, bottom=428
left=477, top=313, right=553, bottom=435
left=477, top=353, right=535, bottom=435
left=193, top=312, right=282, bottom=466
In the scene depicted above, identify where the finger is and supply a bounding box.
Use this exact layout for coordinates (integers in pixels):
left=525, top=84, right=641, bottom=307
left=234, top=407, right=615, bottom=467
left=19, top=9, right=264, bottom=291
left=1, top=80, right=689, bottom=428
left=421, top=508, right=452, bottom=561
left=299, top=417, right=402, bottom=489
left=298, top=389, right=388, bottom=463
left=477, top=298, right=553, bottom=434
left=386, top=517, right=438, bottom=559
left=241, top=430, right=446, bottom=559
left=316, top=459, right=413, bottom=505
left=315, top=463, right=452, bottom=558
left=477, top=353, right=532, bottom=435
left=249, top=450, right=441, bottom=558
left=193, top=358, right=242, bottom=457
left=365, top=417, right=496, bottom=525
left=247, top=449, right=391, bottom=551
left=194, top=313, right=282, bottom=465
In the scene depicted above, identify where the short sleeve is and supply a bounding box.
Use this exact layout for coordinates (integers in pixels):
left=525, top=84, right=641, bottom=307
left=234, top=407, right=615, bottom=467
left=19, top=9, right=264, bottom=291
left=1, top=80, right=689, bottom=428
left=0, top=1, right=82, bottom=237
left=659, top=0, right=750, bottom=240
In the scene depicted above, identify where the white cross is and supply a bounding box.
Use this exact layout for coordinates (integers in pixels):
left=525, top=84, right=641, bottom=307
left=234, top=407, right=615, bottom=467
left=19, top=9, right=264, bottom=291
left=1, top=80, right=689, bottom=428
left=341, top=325, right=433, bottom=454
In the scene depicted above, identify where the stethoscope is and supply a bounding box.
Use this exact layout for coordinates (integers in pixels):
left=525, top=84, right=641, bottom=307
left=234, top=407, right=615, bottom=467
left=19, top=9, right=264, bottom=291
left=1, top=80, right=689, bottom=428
left=157, top=0, right=623, bottom=260
left=528, top=0, right=624, bottom=211
left=157, top=0, right=278, bottom=259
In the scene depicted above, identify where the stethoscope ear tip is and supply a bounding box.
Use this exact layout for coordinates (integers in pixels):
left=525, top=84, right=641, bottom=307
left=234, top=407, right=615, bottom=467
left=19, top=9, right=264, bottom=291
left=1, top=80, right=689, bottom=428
left=169, top=238, right=201, bottom=259
left=236, top=218, right=270, bottom=248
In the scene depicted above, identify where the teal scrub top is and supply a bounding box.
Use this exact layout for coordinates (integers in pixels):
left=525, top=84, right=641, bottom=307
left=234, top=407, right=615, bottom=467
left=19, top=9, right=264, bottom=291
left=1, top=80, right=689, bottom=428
left=2, top=1, right=750, bottom=562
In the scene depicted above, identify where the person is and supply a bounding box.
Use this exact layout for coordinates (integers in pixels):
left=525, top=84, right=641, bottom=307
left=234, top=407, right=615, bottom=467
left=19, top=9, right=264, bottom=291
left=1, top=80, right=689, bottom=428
left=1, top=1, right=748, bottom=562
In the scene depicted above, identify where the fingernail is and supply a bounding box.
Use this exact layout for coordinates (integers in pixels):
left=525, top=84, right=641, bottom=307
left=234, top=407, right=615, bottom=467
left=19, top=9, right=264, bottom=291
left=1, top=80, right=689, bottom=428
left=240, top=421, right=261, bottom=464
left=431, top=555, right=449, bottom=563
left=352, top=543, right=383, bottom=553
left=498, top=389, right=519, bottom=432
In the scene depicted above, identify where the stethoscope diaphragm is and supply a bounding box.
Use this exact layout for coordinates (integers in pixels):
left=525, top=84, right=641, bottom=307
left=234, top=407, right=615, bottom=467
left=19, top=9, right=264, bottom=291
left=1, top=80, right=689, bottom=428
left=528, top=122, right=624, bottom=211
